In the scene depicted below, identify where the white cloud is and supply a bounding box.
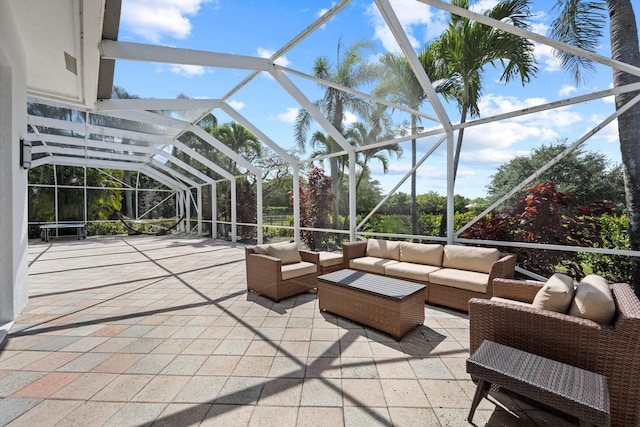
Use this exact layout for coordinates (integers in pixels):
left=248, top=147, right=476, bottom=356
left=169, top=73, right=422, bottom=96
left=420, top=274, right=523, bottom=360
left=317, top=2, right=337, bottom=30
left=169, top=64, right=206, bottom=77
left=256, top=48, right=291, bottom=67
left=121, top=0, right=212, bottom=43
left=534, top=43, right=563, bottom=72
left=365, top=0, right=447, bottom=52
left=588, top=115, right=619, bottom=143
left=558, top=85, right=577, bottom=97
left=343, top=111, right=358, bottom=126
left=477, top=94, right=583, bottom=128
left=478, top=94, right=547, bottom=117
left=277, top=107, right=299, bottom=124
left=228, top=100, right=245, bottom=111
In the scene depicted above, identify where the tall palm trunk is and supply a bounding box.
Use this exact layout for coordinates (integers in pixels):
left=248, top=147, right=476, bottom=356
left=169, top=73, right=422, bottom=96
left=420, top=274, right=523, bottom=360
left=608, top=0, right=640, bottom=294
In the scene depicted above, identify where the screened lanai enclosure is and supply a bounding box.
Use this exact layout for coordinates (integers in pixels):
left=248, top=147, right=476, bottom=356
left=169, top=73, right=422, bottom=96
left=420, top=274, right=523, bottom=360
left=2, top=0, right=640, bottom=324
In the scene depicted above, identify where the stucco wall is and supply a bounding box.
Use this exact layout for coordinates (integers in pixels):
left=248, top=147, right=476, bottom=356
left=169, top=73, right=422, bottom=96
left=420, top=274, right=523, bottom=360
left=0, top=0, right=29, bottom=323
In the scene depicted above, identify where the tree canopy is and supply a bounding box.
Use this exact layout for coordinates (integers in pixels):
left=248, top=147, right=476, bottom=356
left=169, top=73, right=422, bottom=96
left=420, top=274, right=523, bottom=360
left=486, top=141, right=625, bottom=209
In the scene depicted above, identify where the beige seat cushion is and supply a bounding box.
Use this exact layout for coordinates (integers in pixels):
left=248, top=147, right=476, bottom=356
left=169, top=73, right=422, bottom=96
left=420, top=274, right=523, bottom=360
left=491, top=296, right=534, bottom=308
left=366, top=239, right=400, bottom=260
left=385, top=262, right=440, bottom=282
left=428, top=268, right=489, bottom=293
left=281, top=261, right=317, bottom=280
left=399, top=242, right=443, bottom=266
left=318, top=251, right=343, bottom=267
left=568, top=274, right=616, bottom=324
left=531, top=272, right=575, bottom=313
left=267, top=242, right=302, bottom=265
left=442, top=245, right=500, bottom=274
left=349, top=256, right=399, bottom=275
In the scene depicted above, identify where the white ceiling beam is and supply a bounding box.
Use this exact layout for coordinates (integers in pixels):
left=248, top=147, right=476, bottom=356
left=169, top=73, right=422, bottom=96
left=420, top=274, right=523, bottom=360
left=271, top=67, right=354, bottom=152
left=375, top=0, right=453, bottom=133
left=31, top=145, right=149, bottom=163
left=222, top=0, right=352, bottom=100
left=278, top=65, right=440, bottom=124
left=31, top=156, right=185, bottom=192
left=100, top=40, right=271, bottom=71
left=149, top=158, right=200, bottom=188
left=219, top=102, right=297, bottom=164
left=171, top=139, right=235, bottom=180
left=96, top=98, right=223, bottom=111
left=97, top=109, right=260, bottom=174
left=150, top=148, right=216, bottom=185
left=25, top=133, right=153, bottom=155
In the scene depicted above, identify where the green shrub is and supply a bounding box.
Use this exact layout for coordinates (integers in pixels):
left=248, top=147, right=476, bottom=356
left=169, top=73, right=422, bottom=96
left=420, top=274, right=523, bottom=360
left=578, top=214, right=632, bottom=283
left=87, top=222, right=126, bottom=236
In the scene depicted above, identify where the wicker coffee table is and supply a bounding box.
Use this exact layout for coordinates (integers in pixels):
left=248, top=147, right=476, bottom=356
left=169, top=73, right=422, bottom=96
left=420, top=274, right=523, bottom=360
left=467, top=340, right=610, bottom=426
left=317, top=269, right=426, bottom=340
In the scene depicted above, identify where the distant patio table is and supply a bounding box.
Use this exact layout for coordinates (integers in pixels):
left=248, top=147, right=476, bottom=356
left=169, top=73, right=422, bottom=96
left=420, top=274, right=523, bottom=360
left=39, top=222, right=87, bottom=242
left=317, top=269, right=426, bottom=340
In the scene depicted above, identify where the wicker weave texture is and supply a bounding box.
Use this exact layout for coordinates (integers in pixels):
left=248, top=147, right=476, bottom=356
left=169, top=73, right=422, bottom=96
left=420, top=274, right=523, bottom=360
left=317, top=275, right=425, bottom=340
left=467, top=340, right=610, bottom=426
left=343, top=241, right=516, bottom=312
left=245, top=247, right=318, bottom=302
left=469, top=280, right=640, bottom=426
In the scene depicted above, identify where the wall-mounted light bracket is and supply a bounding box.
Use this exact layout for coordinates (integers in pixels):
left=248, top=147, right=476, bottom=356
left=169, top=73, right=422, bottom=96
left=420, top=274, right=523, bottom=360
left=20, top=139, right=31, bottom=169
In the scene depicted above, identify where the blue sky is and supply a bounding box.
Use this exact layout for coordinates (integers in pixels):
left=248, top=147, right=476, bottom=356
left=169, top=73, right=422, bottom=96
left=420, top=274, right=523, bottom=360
left=113, top=0, right=637, bottom=199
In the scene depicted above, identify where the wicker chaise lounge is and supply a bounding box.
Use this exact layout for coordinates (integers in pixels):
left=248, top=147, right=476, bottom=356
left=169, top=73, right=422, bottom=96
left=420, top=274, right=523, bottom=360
left=469, top=278, right=640, bottom=426
left=245, top=243, right=319, bottom=302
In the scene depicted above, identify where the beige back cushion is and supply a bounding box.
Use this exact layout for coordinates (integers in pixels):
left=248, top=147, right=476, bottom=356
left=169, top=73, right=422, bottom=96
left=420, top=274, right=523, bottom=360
left=366, top=239, right=400, bottom=260
left=253, top=244, right=270, bottom=255
left=267, top=242, right=301, bottom=265
left=568, top=274, right=616, bottom=324
left=531, top=273, right=575, bottom=313
left=399, top=242, right=443, bottom=266
left=442, top=245, right=500, bottom=274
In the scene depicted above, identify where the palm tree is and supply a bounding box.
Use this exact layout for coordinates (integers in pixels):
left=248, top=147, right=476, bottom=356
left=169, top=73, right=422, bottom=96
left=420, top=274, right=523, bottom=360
left=433, top=0, right=537, bottom=235
left=550, top=0, right=640, bottom=293
left=344, top=120, right=403, bottom=192
left=295, top=39, right=379, bottom=230
left=375, top=47, right=452, bottom=235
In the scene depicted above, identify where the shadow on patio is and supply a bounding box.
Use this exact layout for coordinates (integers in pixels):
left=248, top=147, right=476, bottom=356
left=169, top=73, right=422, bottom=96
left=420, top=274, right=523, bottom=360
left=0, top=235, right=579, bottom=426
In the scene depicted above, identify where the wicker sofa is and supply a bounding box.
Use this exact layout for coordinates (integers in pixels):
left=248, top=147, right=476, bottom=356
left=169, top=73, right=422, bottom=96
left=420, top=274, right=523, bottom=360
left=245, top=242, right=319, bottom=302
left=469, top=278, right=640, bottom=426
left=343, top=239, right=516, bottom=311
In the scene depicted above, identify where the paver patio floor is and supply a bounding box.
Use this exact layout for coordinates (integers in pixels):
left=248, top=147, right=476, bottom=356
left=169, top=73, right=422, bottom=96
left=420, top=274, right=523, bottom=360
left=0, top=235, right=580, bottom=426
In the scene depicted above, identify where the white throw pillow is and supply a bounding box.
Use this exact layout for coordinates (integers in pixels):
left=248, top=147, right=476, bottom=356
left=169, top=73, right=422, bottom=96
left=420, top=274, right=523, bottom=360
left=568, top=274, right=616, bottom=324
left=531, top=272, right=575, bottom=313
left=267, top=242, right=302, bottom=265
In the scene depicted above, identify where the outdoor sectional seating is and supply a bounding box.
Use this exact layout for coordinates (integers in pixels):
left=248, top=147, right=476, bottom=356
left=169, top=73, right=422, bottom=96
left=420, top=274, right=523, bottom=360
left=342, top=239, right=516, bottom=311
left=469, top=277, right=640, bottom=426
left=245, top=242, right=319, bottom=302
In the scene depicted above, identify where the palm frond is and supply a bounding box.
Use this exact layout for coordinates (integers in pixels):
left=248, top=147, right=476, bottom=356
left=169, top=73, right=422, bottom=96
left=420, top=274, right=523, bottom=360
left=550, top=0, right=606, bottom=84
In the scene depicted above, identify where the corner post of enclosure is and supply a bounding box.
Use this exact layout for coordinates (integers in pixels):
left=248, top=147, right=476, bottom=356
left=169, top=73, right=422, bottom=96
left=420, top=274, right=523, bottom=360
left=349, top=151, right=356, bottom=242
left=257, top=174, right=263, bottom=244
left=446, top=132, right=454, bottom=244
left=230, top=178, right=237, bottom=243
left=292, top=164, right=301, bottom=245
left=185, top=190, right=191, bottom=234
left=211, top=182, right=217, bottom=239
left=197, top=185, right=203, bottom=235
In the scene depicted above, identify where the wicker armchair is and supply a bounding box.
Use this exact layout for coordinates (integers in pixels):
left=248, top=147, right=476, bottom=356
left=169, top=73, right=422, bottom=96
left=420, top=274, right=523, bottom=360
left=469, top=278, right=640, bottom=427
left=244, top=247, right=319, bottom=302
